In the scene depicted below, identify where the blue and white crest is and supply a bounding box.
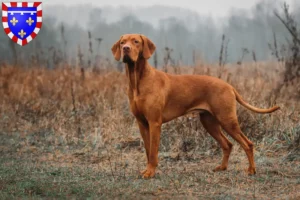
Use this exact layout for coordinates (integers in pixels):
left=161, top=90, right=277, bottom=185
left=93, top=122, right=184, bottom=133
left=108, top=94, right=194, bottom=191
left=2, top=2, right=42, bottom=46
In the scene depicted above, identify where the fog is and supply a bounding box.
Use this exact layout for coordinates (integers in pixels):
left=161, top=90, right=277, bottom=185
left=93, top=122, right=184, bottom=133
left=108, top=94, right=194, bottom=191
left=0, top=0, right=299, bottom=67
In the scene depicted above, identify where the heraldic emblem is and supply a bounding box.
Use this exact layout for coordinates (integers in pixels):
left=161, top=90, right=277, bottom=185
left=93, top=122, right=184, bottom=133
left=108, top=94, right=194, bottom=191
left=2, top=2, right=42, bottom=46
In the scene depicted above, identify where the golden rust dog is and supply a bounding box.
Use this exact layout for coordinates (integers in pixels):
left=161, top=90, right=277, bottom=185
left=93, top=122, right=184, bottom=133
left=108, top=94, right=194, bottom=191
left=111, top=34, right=280, bottom=178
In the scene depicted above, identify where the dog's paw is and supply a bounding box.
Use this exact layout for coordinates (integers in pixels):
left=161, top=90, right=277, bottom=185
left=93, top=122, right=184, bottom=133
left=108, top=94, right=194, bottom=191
left=213, top=165, right=227, bottom=172
left=140, top=166, right=156, bottom=179
left=247, top=167, right=256, bottom=175
left=140, top=169, right=147, bottom=175
left=142, top=170, right=155, bottom=179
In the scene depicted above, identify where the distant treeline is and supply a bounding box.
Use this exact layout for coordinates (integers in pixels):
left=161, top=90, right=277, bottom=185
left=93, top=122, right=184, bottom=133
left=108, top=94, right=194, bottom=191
left=0, top=0, right=299, bottom=68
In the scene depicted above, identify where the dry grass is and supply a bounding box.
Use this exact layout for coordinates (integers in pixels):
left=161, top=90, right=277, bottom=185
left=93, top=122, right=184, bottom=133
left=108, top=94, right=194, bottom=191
left=0, top=62, right=299, bottom=199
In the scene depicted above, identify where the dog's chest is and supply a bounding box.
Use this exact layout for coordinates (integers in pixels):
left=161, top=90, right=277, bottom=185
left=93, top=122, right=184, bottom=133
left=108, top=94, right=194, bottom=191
left=129, top=96, right=146, bottom=117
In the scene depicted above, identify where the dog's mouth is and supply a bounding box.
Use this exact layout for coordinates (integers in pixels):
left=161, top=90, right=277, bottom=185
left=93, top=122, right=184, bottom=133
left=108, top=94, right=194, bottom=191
left=122, top=54, right=134, bottom=65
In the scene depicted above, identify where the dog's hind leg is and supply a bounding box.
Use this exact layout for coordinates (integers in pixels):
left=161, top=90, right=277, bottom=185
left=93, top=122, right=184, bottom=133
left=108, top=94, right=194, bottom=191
left=200, top=112, right=233, bottom=172
left=216, top=112, right=256, bottom=175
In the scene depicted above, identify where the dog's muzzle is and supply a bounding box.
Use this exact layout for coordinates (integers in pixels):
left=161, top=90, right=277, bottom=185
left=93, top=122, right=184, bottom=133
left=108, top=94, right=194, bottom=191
left=123, top=54, right=134, bottom=64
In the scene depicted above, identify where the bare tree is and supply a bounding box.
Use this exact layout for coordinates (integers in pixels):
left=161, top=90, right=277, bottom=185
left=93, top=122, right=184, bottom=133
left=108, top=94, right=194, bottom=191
left=273, top=2, right=300, bottom=99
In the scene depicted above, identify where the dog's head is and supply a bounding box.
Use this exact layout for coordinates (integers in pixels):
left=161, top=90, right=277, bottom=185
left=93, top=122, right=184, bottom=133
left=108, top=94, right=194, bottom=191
left=111, top=34, right=156, bottom=64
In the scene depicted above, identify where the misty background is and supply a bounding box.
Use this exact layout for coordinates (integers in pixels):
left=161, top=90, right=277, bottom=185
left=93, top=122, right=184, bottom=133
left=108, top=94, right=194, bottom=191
left=0, top=0, right=299, bottom=68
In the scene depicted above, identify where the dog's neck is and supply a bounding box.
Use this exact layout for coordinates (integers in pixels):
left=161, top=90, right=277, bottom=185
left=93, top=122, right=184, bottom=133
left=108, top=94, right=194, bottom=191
left=125, top=58, right=151, bottom=96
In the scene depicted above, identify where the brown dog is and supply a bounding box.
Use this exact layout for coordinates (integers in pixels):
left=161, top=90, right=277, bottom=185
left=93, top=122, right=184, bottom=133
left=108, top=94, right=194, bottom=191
left=111, top=34, right=280, bottom=178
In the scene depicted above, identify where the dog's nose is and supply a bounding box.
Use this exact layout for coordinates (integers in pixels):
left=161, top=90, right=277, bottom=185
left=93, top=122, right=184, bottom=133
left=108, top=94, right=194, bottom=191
left=123, top=45, right=131, bottom=52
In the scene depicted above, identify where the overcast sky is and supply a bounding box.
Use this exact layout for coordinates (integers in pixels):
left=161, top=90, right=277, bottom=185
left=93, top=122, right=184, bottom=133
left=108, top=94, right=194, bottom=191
left=45, top=0, right=296, bottom=17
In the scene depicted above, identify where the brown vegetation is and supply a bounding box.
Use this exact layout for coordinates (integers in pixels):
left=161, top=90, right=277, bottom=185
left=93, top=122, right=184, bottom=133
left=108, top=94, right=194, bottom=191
left=0, top=61, right=299, bottom=198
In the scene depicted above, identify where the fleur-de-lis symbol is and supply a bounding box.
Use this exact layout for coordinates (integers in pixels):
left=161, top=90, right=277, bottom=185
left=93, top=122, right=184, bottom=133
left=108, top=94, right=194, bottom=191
left=18, top=29, right=26, bottom=38
left=26, top=17, right=34, bottom=26
left=10, top=17, right=18, bottom=26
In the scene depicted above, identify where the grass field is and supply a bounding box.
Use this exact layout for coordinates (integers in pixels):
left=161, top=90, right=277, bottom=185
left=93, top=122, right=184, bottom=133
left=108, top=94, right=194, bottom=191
left=0, top=62, right=299, bottom=199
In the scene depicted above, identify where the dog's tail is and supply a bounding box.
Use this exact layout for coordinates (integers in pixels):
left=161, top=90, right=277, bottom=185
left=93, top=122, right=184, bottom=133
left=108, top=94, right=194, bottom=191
left=233, top=88, right=280, bottom=113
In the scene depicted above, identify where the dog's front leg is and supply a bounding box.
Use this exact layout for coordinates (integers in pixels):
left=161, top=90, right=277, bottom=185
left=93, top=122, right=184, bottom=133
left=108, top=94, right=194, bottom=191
left=142, top=121, right=162, bottom=179
left=137, top=120, right=150, bottom=175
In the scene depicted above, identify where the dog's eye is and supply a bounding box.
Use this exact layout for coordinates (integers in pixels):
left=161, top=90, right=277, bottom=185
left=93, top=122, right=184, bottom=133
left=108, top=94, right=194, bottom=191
left=120, top=41, right=125, bottom=45
left=134, top=40, right=139, bottom=44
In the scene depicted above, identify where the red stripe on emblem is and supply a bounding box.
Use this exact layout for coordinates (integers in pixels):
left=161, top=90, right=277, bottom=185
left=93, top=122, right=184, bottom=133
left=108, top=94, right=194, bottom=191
left=37, top=10, right=42, bottom=16
left=22, top=39, right=28, bottom=46
left=2, top=17, right=8, bottom=22
left=12, top=36, right=18, bottom=43
left=2, top=3, right=8, bottom=11
left=36, top=22, right=42, bottom=28
left=22, top=2, right=28, bottom=7
left=33, top=2, right=41, bottom=7
left=31, top=32, right=37, bottom=39
left=4, top=28, right=10, bottom=35
left=10, top=2, right=17, bottom=7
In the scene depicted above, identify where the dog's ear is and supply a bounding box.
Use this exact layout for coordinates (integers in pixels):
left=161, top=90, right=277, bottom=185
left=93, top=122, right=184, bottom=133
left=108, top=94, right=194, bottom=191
left=111, top=36, right=123, bottom=61
left=140, top=35, right=156, bottom=59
